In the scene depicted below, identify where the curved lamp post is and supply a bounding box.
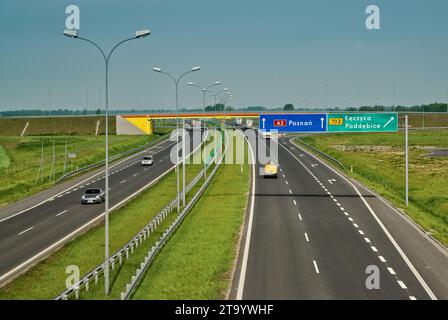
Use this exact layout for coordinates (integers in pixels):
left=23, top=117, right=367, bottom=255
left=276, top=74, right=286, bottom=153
left=187, top=81, right=221, bottom=114
left=63, top=28, right=151, bottom=296
left=153, top=66, right=201, bottom=209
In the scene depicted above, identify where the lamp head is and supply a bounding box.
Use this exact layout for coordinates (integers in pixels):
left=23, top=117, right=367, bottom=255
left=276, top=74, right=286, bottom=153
left=136, top=29, right=151, bottom=38
left=192, top=66, right=201, bottom=72
left=63, top=30, right=78, bottom=38
left=153, top=67, right=162, bottom=73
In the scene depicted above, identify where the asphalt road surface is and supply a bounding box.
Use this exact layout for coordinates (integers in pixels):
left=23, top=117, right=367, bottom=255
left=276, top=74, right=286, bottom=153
left=0, top=130, right=204, bottom=284
left=233, top=132, right=448, bottom=300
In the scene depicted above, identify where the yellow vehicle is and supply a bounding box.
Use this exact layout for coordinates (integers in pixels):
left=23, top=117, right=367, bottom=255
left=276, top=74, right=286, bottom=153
left=263, top=162, right=278, bottom=178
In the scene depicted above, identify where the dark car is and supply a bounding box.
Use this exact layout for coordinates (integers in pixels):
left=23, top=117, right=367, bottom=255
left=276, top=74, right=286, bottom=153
left=81, top=188, right=105, bottom=204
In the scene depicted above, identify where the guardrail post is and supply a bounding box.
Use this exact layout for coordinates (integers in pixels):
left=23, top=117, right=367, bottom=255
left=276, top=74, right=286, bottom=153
left=111, top=258, right=115, bottom=270
left=75, top=287, right=79, bottom=300
left=94, top=272, right=99, bottom=285
left=118, top=252, right=123, bottom=265
left=85, top=279, right=90, bottom=292
left=125, top=248, right=129, bottom=260
left=121, top=292, right=126, bottom=300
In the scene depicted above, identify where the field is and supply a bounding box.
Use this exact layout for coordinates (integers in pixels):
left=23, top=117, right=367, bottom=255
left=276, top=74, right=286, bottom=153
left=0, top=144, right=10, bottom=169
left=0, top=131, right=169, bottom=207
left=298, top=129, right=448, bottom=246
left=0, top=116, right=115, bottom=136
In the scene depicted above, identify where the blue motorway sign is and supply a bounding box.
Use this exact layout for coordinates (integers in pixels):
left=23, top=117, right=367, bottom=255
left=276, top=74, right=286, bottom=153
left=259, top=113, right=327, bottom=132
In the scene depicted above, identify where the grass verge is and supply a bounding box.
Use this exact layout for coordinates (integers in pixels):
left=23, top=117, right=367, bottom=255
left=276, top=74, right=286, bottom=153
left=132, top=140, right=250, bottom=299
left=296, top=129, right=448, bottom=246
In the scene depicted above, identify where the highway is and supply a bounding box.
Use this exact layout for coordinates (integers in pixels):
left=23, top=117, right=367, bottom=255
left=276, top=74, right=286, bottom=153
left=232, top=132, right=448, bottom=300
left=0, top=130, right=203, bottom=284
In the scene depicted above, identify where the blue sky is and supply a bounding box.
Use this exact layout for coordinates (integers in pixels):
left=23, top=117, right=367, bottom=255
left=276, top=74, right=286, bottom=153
left=1, top=0, right=448, bottom=110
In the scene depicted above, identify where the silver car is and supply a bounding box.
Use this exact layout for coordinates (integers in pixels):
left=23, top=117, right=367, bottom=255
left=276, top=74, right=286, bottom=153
left=141, top=155, right=154, bottom=166
left=81, top=188, right=105, bottom=204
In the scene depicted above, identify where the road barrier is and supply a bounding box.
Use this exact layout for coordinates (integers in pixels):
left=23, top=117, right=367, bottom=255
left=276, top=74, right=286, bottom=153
left=295, top=138, right=346, bottom=170
left=54, top=129, right=216, bottom=300
left=120, top=130, right=228, bottom=300
left=54, top=198, right=178, bottom=300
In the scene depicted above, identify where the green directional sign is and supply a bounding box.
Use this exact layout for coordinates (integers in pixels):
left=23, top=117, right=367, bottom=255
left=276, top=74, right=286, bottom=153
left=327, top=113, right=398, bottom=132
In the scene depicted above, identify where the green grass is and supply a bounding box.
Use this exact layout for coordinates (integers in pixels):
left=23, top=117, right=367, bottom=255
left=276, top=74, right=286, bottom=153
left=0, top=116, right=116, bottom=136
left=132, top=139, right=250, bottom=300
left=297, top=129, right=448, bottom=246
left=0, top=133, right=216, bottom=300
left=0, top=131, right=169, bottom=207
left=0, top=143, right=10, bottom=169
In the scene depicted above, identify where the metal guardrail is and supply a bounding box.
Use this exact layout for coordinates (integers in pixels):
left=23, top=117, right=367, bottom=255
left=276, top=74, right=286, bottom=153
left=54, top=198, right=178, bottom=300
left=54, top=129, right=213, bottom=300
left=294, top=138, right=346, bottom=171
left=56, top=135, right=168, bottom=183
left=120, top=130, right=229, bottom=300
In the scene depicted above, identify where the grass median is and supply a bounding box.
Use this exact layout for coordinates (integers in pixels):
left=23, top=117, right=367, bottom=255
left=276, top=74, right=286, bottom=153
left=296, top=129, right=448, bottom=246
left=132, top=140, right=250, bottom=299
left=0, top=135, right=213, bottom=300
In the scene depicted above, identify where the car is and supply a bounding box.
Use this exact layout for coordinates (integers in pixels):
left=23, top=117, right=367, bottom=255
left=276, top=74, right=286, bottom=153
left=141, top=155, right=154, bottom=166
left=260, top=130, right=271, bottom=139
left=81, top=188, right=105, bottom=204
left=263, top=162, right=278, bottom=178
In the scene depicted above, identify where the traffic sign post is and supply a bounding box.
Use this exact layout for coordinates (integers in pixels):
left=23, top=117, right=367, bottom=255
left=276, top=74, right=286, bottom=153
left=327, top=113, right=398, bottom=132
left=259, top=114, right=327, bottom=132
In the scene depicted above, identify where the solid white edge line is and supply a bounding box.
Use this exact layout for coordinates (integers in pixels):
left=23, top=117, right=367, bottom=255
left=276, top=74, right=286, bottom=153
left=0, top=137, right=173, bottom=224
left=288, top=138, right=438, bottom=300
left=0, top=132, right=208, bottom=285
left=236, top=132, right=256, bottom=300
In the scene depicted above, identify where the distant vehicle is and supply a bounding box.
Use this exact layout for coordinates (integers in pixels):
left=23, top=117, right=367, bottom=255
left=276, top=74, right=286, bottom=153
left=141, top=155, right=154, bottom=166
left=260, top=130, right=271, bottom=139
left=81, top=188, right=105, bottom=204
left=263, top=162, right=278, bottom=178
left=192, top=120, right=203, bottom=131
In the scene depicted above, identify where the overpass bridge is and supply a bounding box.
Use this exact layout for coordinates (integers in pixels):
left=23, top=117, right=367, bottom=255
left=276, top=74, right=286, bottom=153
left=116, top=112, right=260, bottom=134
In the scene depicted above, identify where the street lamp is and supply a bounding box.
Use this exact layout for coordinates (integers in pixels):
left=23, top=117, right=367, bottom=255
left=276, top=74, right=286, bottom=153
left=63, top=28, right=150, bottom=296
left=187, top=81, right=221, bottom=114
left=187, top=81, right=221, bottom=181
left=153, top=66, right=201, bottom=209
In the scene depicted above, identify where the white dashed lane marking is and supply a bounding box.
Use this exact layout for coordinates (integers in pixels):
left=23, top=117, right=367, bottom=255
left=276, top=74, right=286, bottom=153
left=313, top=260, right=320, bottom=274
left=56, top=210, right=68, bottom=217
left=18, top=227, right=34, bottom=236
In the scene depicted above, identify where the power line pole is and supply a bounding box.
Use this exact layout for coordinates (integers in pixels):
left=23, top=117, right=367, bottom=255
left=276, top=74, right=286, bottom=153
left=48, top=89, right=52, bottom=116
left=393, top=84, right=396, bottom=111
left=325, top=83, right=328, bottom=109
left=405, top=115, right=409, bottom=207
